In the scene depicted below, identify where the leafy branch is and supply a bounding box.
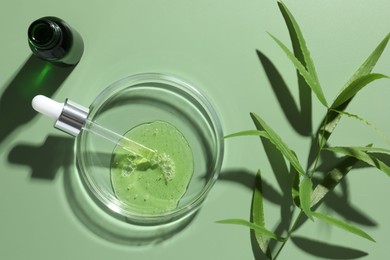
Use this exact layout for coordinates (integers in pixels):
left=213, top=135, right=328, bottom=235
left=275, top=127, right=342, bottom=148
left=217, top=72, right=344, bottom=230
left=218, top=1, right=390, bottom=259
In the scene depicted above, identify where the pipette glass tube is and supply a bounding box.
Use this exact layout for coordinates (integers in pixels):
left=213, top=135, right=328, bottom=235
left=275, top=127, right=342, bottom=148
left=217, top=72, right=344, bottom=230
left=32, top=95, right=156, bottom=160
left=83, top=119, right=156, bottom=160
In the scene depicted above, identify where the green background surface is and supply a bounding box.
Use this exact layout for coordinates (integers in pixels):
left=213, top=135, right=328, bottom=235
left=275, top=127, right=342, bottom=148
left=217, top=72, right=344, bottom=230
left=1, top=0, right=389, bottom=259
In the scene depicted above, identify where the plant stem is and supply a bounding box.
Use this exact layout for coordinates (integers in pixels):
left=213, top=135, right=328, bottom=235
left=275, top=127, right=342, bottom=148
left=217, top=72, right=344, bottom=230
left=310, top=110, right=330, bottom=178
left=273, top=239, right=287, bottom=259
left=275, top=110, right=331, bottom=258
left=273, top=210, right=305, bottom=259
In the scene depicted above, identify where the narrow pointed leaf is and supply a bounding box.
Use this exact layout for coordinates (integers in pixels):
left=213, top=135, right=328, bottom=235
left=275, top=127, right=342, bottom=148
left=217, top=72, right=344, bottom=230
left=225, top=130, right=269, bottom=139
left=251, top=170, right=270, bottom=253
left=277, top=1, right=314, bottom=136
left=331, top=73, right=389, bottom=108
left=311, top=157, right=358, bottom=207
left=312, top=211, right=375, bottom=242
left=299, top=177, right=313, bottom=220
left=310, top=34, right=390, bottom=167
left=216, top=219, right=286, bottom=242
left=343, top=33, right=390, bottom=90
left=252, top=169, right=265, bottom=228
left=250, top=112, right=306, bottom=176
left=329, top=109, right=390, bottom=144
left=326, top=146, right=390, bottom=177
left=268, top=33, right=328, bottom=107
left=292, top=157, right=359, bottom=232
left=277, top=1, right=320, bottom=87
left=346, top=146, right=390, bottom=154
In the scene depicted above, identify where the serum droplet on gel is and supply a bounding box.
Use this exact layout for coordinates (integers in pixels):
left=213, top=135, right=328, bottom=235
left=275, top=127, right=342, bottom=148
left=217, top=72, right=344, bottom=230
left=110, top=121, right=194, bottom=214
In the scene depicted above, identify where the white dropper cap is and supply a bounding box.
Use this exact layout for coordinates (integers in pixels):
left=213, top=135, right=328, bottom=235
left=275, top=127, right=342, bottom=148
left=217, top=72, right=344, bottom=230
left=32, top=95, right=64, bottom=121
left=32, top=95, right=89, bottom=136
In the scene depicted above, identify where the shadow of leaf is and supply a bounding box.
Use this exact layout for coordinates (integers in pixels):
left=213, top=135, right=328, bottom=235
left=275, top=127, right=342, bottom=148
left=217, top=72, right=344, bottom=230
left=324, top=192, right=377, bottom=227
left=315, top=151, right=380, bottom=227
left=218, top=169, right=283, bottom=205
left=292, top=236, right=368, bottom=259
left=254, top=130, right=298, bottom=256
left=256, top=50, right=311, bottom=136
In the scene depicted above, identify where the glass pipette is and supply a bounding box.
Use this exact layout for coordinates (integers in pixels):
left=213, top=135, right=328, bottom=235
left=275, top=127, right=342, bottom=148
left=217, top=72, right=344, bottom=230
left=31, top=95, right=156, bottom=160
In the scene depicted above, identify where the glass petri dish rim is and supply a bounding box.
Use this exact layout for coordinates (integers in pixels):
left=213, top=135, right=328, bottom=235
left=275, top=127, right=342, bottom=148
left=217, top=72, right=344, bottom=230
left=75, top=72, right=224, bottom=225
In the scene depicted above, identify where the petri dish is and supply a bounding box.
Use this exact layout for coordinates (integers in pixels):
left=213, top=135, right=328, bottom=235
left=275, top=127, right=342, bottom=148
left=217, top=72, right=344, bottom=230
left=75, top=73, right=224, bottom=225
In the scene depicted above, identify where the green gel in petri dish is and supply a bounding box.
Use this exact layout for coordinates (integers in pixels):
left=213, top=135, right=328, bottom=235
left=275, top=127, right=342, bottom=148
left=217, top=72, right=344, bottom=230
left=110, top=121, right=194, bottom=214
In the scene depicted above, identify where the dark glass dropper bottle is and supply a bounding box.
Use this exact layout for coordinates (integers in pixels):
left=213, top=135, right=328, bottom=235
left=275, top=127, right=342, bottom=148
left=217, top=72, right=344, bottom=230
left=28, top=17, right=84, bottom=66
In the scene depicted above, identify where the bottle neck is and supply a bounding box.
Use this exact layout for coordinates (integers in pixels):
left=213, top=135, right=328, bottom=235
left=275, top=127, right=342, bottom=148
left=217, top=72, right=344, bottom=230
left=28, top=19, right=63, bottom=50
left=28, top=16, right=83, bottom=65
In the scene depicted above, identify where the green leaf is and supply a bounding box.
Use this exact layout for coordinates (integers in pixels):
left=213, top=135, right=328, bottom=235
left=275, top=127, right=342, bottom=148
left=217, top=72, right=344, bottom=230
left=250, top=112, right=306, bottom=176
left=352, top=146, right=390, bottom=154
left=268, top=33, right=328, bottom=108
left=331, top=73, right=389, bottom=108
left=311, top=157, right=358, bottom=207
left=276, top=1, right=314, bottom=136
left=329, top=109, right=390, bottom=144
left=326, top=146, right=390, bottom=177
left=312, top=211, right=375, bottom=242
left=251, top=170, right=270, bottom=254
left=252, top=170, right=265, bottom=228
left=216, top=219, right=287, bottom=242
left=225, top=130, right=269, bottom=139
left=310, top=33, right=390, bottom=165
left=292, top=157, right=359, bottom=232
left=343, top=33, right=390, bottom=90
left=299, top=177, right=313, bottom=220
left=277, top=1, right=321, bottom=89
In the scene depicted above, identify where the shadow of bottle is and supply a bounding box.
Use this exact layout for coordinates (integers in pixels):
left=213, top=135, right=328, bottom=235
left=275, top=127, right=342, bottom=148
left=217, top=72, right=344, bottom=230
left=0, top=55, right=75, bottom=148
